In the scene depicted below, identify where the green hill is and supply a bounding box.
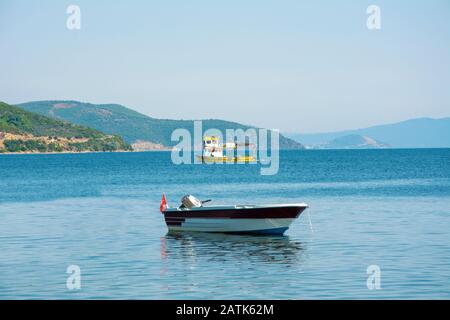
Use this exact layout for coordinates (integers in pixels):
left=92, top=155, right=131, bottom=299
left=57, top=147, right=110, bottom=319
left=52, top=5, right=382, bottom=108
left=18, top=100, right=304, bottom=149
left=0, top=102, right=131, bottom=153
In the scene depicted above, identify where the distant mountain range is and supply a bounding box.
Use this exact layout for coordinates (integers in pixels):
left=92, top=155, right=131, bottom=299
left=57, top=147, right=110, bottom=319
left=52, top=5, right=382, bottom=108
left=5, top=99, right=448, bottom=151
left=18, top=101, right=304, bottom=150
left=286, top=117, right=450, bottom=149
left=0, top=102, right=130, bottom=153
left=313, top=134, right=389, bottom=149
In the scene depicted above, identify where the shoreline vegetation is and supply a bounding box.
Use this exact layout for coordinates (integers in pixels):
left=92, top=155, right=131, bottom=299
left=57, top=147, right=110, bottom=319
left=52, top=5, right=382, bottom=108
left=0, top=146, right=174, bottom=154
left=0, top=149, right=171, bottom=155
left=0, top=101, right=131, bottom=153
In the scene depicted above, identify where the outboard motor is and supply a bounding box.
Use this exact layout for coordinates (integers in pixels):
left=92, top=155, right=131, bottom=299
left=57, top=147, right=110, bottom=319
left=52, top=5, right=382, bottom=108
left=181, top=195, right=203, bottom=209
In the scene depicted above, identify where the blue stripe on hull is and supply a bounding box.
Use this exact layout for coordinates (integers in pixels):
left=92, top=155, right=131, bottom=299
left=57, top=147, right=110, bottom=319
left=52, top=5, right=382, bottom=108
left=220, top=227, right=289, bottom=235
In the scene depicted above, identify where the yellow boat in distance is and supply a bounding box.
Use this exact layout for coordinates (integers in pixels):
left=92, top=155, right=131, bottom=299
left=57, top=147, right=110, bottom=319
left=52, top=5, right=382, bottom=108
left=196, top=155, right=256, bottom=163
left=197, top=135, right=257, bottom=163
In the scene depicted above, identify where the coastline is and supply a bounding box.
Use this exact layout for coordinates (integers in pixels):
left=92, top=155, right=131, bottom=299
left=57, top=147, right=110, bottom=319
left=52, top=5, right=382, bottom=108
left=2, top=147, right=450, bottom=155
left=0, top=149, right=173, bottom=155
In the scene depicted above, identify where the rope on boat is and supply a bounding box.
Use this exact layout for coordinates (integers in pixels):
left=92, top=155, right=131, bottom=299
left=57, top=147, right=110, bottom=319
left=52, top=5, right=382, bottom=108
left=306, top=209, right=314, bottom=234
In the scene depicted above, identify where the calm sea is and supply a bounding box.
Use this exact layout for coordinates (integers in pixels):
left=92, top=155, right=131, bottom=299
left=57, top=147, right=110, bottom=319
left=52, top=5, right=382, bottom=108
left=0, top=149, right=449, bottom=299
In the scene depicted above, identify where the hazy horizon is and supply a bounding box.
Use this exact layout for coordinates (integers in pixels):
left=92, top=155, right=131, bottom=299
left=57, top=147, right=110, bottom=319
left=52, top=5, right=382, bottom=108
left=1, top=0, right=449, bottom=132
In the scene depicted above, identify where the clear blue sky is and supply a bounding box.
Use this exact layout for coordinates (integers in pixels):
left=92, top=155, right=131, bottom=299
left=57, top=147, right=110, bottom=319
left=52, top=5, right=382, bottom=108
left=1, top=0, right=449, bottom=132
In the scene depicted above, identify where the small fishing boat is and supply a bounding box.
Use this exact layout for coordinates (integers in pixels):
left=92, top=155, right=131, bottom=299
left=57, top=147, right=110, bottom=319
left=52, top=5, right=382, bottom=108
left=197, top=135, right=257, bottom=163
left=160, top=195, right=308, bottom=235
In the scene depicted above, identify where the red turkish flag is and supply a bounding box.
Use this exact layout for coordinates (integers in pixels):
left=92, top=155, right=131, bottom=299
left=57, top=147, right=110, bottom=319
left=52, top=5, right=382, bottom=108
left=160, top=194, right=167, bottom=213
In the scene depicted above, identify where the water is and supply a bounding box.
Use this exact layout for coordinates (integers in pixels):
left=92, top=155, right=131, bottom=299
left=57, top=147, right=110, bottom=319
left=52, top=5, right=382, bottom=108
left=0, top=149, right=449, bottom=299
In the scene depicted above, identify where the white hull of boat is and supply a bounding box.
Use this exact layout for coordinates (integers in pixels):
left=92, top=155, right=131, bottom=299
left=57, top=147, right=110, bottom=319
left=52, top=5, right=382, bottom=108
left=167, top=218, right=295, bottom=234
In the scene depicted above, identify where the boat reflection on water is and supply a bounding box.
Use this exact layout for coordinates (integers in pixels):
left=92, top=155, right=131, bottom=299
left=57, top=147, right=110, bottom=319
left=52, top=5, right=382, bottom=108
left=160, top=232, right=307, bottom=265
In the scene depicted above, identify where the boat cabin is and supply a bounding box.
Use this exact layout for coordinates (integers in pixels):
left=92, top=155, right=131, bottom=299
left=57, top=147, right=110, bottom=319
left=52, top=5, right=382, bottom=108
left=203, top=136, right=224, bottom=158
